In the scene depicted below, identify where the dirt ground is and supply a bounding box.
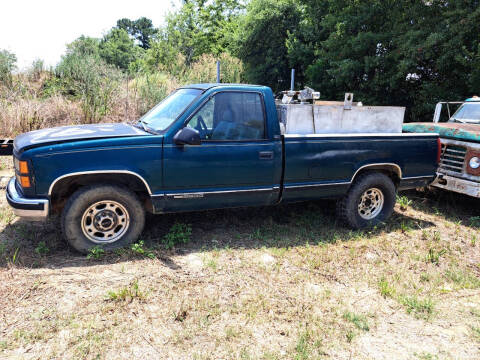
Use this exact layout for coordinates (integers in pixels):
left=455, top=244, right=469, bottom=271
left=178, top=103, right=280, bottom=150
left=0, top=161, right=479, bottom=359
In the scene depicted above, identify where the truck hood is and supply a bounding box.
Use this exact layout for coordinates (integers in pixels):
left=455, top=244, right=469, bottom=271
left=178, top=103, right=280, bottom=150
left=14, top=123, right=150, bottom=152
left=403, top=122, right=480, bottom=143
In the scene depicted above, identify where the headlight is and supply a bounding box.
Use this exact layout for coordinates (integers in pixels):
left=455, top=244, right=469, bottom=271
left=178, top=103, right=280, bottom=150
left=469, top=156, right=480, bottom=169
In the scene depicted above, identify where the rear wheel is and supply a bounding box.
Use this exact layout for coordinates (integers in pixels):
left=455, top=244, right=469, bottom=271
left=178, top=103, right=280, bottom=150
left=337, top=172, right=396, bottom=229
left=61, top=185, right=145, bottom=253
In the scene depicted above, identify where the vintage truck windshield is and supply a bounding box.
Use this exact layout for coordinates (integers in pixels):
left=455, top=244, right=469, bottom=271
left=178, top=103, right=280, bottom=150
left=450, top=103, right=480, bottom=124
left=139, top=88, right=202, bottom=132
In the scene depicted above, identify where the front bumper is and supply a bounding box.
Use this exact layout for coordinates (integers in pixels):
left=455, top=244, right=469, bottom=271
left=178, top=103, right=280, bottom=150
left=432, top=173, right=480, bottom=198
left=5, top=177, right=49, bottom=220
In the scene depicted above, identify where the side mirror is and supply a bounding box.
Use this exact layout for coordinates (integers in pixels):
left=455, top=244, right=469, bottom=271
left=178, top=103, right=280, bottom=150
left=173, top=127, right=201, bottom=146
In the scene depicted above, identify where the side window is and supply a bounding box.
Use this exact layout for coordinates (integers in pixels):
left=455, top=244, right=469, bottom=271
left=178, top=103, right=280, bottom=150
left=187, top=97, right=215, bottom=139
left=186, top=92, right=266, bottom=140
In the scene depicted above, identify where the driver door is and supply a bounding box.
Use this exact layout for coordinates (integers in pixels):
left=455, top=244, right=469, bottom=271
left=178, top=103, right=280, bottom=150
left=162, top=91, right=281, bottom=212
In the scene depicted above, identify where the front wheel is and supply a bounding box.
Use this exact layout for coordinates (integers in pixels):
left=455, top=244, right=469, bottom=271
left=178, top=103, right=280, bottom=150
left=336, top=172, right=396, bottom=229
left=61, top=185, right=145, bottom=253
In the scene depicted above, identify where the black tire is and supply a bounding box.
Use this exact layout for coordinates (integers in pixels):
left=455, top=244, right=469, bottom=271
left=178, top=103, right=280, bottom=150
left=61, top=184, right=145, bottom=254
left=336, top=172, right=396, bottom=229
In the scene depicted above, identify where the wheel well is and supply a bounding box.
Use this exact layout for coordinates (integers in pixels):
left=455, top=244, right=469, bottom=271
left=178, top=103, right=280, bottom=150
left=50, top=173, right=151, bottom=213
left=351, top=165, right=401, bottom=187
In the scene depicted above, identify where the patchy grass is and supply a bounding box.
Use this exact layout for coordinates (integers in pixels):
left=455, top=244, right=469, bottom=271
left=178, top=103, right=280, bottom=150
left=343, top=311, right=370, bottom=331
left=0, top=187, right=479, bottom=359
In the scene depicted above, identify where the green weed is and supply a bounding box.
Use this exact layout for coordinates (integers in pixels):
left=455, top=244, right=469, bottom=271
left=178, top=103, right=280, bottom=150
left=87, top=246, right=105, bottom=260
left=343, top=311, right=369, bottom=331
left=444, top=268, right=480, bottom=289
left=130, top=240, right=155, bottom=258
left=396, top=195, right=412, bottom=210
left=471, top=326, right=480, bottom=340
left=425, top=248, right=446, bottom=265
left=346, top=330, right=355, bottom=343
left=34, top=241, right=49, bottom=256
left=469, top=216, right=480, bottom=227
left=378, top=277, right=396, bottom=298
left=400, top=295, right=434, bottom=319
left=106, top=279, right=146, bottom=302
left=163, top=223, right=192, bottom=249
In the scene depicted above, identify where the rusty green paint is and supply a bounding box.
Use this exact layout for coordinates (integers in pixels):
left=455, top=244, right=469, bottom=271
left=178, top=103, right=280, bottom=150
left=403, top=122, right=480, bottom=143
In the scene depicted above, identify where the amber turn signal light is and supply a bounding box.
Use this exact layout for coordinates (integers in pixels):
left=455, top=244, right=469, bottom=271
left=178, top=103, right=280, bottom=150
left=19, top=161, right=29, bottom=174
left=20, top=176, right=31, bottom=188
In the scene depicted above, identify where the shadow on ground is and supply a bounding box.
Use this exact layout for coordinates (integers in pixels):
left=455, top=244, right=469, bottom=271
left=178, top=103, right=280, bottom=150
left=0, top=192, right=450, bottom=269
left=2, top=188, right=478, bottom=269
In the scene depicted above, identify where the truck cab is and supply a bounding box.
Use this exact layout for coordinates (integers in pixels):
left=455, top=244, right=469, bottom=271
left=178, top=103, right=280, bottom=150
left=403, top=97, right=480, bottom=197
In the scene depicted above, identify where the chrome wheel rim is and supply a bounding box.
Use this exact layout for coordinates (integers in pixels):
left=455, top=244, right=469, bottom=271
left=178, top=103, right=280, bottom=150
left=81, top=200, right=130, bottom=243
left=358, top=188, right=384, bottom=220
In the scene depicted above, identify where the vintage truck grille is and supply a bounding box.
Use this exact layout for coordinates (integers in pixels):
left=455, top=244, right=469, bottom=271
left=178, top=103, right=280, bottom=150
left=439, top=144, right=466, bottom=174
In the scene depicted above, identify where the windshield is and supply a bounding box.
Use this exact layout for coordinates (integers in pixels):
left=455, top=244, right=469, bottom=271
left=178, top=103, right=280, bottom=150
left=450, top=103, right=480, bottom=124
left=139, top=88, right=202, bottom=132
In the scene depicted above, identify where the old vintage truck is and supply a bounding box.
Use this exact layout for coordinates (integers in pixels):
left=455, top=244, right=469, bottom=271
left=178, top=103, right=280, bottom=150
left=403, top=97, right=480, bottom=198
left=6, top=84, right=439, bottom=253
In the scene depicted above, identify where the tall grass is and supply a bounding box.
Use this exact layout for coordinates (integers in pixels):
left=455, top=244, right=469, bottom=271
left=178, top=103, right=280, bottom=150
left=0, top=52, right=244, bottom=138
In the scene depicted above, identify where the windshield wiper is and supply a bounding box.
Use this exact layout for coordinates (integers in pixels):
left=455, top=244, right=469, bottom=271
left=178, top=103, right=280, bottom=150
left=135, top=120, right=158, bottom=134
left=451, top=118, right=466, bottom=124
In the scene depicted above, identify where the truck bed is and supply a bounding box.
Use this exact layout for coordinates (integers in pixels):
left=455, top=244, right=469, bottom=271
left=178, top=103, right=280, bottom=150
left=281, top=132, right=438, bottom=201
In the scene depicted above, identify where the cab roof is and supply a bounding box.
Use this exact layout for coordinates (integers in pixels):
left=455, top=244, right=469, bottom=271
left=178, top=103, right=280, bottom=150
left=181, top=83, right=264, bottom=91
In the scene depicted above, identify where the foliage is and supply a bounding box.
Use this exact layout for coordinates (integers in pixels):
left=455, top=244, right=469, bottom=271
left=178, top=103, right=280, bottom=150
left=162, top=223, right=192, bottom=249
left=55, top=52, right=124, bottom=122
left=0, top=49, right=17, bottom=85
left=425, top=248, right=447, bottom=265
left=130, top=240, right=155, bottom=258
left=99, top=28, right=143, bottom=71
left=184, top=53, right=244, bottom=84
left=288, top=0, right=480, bottom=121
left=343, top=311, right=370, bottom=331
left=400, top=295, right=434, bottom=319
left=117, top=17, right=158, bottom=49
left=130, top=71, right=177, bottom=115
left=146, top=0, right=244, bottom=69
left=87, top=246, right=105, bottom=260
left=231, top=0, right=301, bottom=91
left=34, top=241, right=49, bottom=256
left=106, top=279, right=146, bottom=302
left=66, top=35, right=100, bottom=57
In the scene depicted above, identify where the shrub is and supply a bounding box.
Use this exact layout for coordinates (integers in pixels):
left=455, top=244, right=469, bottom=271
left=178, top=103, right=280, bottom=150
left=129, top=72, right=178, bottom=115
left=0, top=49, right=16, bottom=86
left=182, top=53, right=244, bottom=84
left=55, top=53, right=124, bottom=123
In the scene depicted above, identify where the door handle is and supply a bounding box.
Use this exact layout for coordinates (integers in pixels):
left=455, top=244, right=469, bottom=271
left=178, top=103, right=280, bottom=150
left=259, top=151, right=274, bottom=160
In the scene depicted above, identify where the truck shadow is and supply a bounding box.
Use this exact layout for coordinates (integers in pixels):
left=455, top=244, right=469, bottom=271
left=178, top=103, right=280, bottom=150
left=403, top=188, right=480, bottom=225
left=0, top=196, right=443, bottom=270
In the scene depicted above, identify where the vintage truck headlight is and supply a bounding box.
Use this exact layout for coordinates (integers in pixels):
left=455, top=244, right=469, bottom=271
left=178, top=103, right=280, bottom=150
left=469, top=156, right=480, bottom=170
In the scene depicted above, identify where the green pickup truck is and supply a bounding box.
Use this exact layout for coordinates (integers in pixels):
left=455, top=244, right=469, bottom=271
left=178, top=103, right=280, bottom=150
left=403, top=97, right=480, bottom=198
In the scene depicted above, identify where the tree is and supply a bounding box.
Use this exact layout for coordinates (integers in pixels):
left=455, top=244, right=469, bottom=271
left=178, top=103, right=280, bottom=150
left=146, top=0, right=244, bottom=70
left=99, top=28, right=143, bottom=71
left=287, top=0, right=480, bottom=121
left=0, top=49, right=17, bottom=85
left=117, top=17, right=158, bottom=49
left=66, top=35, right=100, bottom=57
left=231, top=0, right=301, bottom=91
